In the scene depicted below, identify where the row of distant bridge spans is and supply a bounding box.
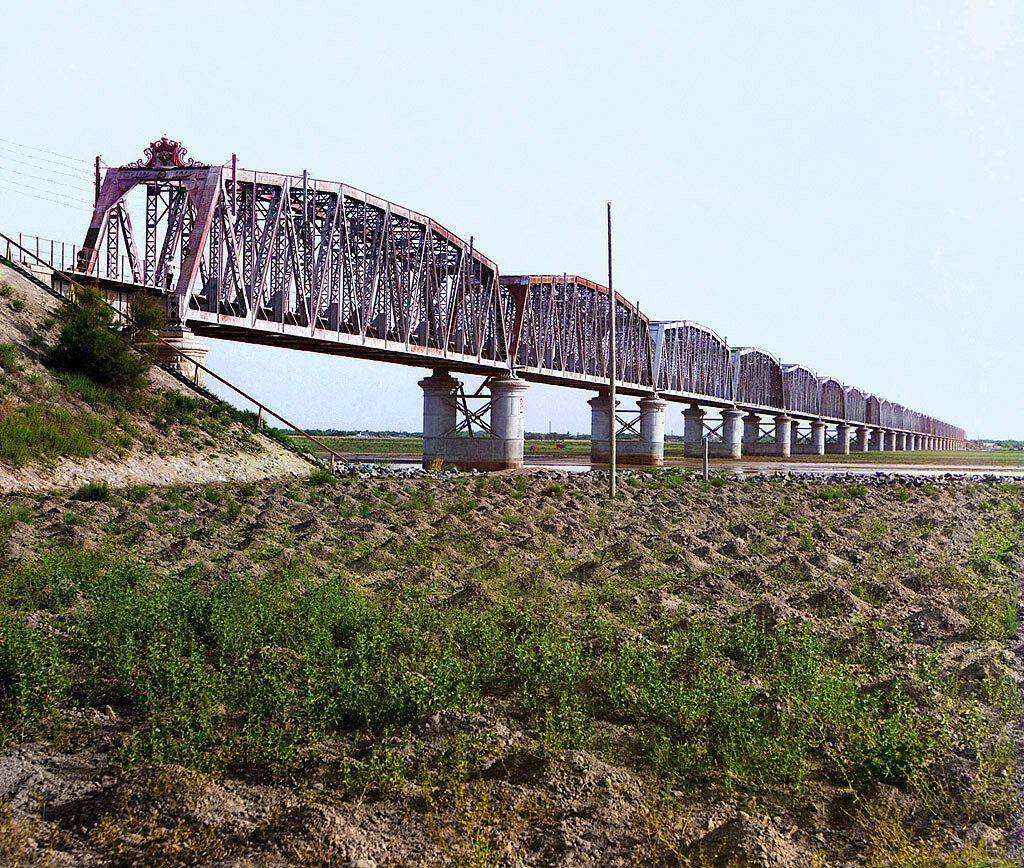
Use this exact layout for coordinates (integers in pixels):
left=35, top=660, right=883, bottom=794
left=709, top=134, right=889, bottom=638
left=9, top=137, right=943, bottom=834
left=74, top=139, right=964, bottom=450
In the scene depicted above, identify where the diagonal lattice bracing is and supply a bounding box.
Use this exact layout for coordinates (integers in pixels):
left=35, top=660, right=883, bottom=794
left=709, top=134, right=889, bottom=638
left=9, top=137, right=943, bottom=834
left=73, top=139, right=965, bottom=442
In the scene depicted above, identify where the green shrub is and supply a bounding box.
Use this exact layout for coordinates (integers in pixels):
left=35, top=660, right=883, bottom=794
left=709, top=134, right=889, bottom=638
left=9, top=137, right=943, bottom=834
left=9, top=300, right=24, bottom=313
left=125, top=484, right=149, bottom=502
left=308, top=467, right=336, bottom=486
left=0, top=343, right=18, bottom=371
left=75, top=480, right=110, bottom=501
left=124, top=294, right=166, bottom=352
left=0, top=504, right=32, bottom=537
left=56, top=371, right=120, bottom=407
left=154, top=390, right=202, bottom=430
left=46, top=287, right=151, bottom=393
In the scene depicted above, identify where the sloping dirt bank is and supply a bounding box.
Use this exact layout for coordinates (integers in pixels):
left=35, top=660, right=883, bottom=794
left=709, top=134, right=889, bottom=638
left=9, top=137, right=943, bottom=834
left=0, top=258, right=314, bottom=494
left=0, top=470, right=1020, bottom=866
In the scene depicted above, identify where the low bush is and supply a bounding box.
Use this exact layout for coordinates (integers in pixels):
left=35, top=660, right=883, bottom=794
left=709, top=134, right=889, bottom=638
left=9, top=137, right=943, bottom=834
left=308, top=467, right=335, bottom=486
left=75, top=480, right=110, bottom=502
left=47, top=288, right=151, bottom=393
left=0, top=343, right=19, bottom=371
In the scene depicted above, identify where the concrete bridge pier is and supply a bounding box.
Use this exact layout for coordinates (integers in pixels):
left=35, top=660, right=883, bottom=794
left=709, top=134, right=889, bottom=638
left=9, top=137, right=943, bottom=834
left=156, top=326, right=209, bottom=386
left=632, top=396, right=668, bottom=465
left=592, top=394, right=667, bottom=466
left=896, top=432, right=907, bottom=451
left=885, top=430, right=897, bottom=451
left=719, top=407, right=744, bottom=458
left=685, top=405, right=743, bottom=458
left=419, top=370, right=527, bottom=470
left=854, top=426, right=870, bottom=452
left=826, top=423, right=851, bottom=455
left=742, top=412, right=791, bottom=457
left=791, top=419, right=826, bottom=455
left=870, top=428, right=885, bottom=451
left=683, top=405, right=706, bottom=458
left=742, top=412, right=761, bottom=454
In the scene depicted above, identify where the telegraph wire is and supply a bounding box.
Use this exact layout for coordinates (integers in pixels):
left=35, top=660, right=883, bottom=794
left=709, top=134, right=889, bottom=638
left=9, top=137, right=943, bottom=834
left=0, top=181, right=87, bottom=209
left=0, top=165, right=93, bottom=196
left=0, top=177, right=90, bottom=206
left=0, top=136, right=92, bottom=166
left=0, top=146, right=94, bottom=182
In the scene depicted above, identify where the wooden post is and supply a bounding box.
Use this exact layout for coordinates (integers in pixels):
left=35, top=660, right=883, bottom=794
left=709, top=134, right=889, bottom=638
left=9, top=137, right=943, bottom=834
left=607, top=202, right=616, bottom=499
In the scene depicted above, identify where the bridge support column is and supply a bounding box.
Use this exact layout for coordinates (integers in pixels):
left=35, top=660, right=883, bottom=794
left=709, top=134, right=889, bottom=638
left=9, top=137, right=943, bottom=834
left=628, top=396, right=668, bottom=466
left=870, top=428, right=885, bottom=451
left=420, top=370, right=460, bottom=468
left=854, top=426, right=870, bottom=452
left=810, top=420, right=826, bottom=454
left=419, top=371, right=527, bottom=471
left=156, top=326, right=209, bottom=386
left=742, top=412, right=760, bottom=454
left=718, top=407, right=744, bottom=459
left=592, top=394, right=665, bottom=465
left=773, top=414, right=792, bottom=457
left=743, top=413, right=791, bottom=456
left=589, top=393, right=616, bottom=463
left=683, top=405, right=705, bottom=458
left=791, top=419, right=826, bottom=455
left=885, top=430, right=897, bottom=451
left=487, top=376, right=528, bottom=469
left=896, top=432, right=907, bottom=451
left=826, top=423, right=850, bottom=455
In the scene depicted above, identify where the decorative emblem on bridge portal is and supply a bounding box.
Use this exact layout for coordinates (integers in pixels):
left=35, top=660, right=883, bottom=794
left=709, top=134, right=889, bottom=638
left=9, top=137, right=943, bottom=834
left=121, top=137, right=205, bottom=169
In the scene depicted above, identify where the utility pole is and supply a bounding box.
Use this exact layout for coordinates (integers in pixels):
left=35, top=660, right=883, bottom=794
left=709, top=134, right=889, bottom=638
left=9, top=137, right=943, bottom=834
left=607, top=202, right=616, bottom=499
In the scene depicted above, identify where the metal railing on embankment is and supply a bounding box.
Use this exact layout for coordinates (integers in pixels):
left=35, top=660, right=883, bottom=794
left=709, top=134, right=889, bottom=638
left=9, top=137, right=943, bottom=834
left=0, top=229, right=349, bottom=473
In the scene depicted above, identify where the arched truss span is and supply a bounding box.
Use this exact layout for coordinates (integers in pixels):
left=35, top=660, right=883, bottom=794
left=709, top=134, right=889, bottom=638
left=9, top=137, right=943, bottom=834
left=74, top=139, right=964, bottom=440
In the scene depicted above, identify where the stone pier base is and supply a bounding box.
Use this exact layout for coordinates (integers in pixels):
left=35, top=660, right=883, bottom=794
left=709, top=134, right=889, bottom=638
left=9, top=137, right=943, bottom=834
left=156, top=327, right=209, bottom=386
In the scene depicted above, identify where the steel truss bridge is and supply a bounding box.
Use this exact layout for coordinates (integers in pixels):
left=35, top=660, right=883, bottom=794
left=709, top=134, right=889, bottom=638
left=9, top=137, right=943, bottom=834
left=74, top=139, right=963, bottom=443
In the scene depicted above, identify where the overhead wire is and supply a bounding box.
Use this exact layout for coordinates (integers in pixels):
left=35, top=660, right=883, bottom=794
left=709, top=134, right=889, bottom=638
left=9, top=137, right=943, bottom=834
left=0, top=146, right=94, bottom=182
left=0, top=175, right=89, bottom=204
left=0, top=164, right=93, bottom=196
left=0, top=181, right=84, bottom=209
left=0, top=136, right=92, bottom=166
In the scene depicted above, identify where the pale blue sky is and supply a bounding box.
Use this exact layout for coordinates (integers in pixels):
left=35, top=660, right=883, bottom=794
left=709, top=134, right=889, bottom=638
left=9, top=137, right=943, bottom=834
left=1, top=1, right=1020, bottom=438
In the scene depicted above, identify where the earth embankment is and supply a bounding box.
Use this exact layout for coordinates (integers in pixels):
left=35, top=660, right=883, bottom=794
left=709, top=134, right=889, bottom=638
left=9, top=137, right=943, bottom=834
left=0, top=470, right=1020, bottom=866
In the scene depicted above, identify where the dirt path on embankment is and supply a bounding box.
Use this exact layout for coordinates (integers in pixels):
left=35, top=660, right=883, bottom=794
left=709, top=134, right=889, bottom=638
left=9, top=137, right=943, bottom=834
left=0, top=470, right=1021, bottom=866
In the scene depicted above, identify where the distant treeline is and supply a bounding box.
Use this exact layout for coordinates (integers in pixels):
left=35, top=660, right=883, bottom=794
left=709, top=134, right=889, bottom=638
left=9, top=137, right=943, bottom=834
left=284, top=429, right=422, bottom=437
left=281, top=429, right=690, bottom=442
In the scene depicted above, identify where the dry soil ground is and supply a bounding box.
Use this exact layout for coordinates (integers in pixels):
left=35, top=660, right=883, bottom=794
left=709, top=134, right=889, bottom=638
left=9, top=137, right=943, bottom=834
left=0, top=469, right=1020, bottom=867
